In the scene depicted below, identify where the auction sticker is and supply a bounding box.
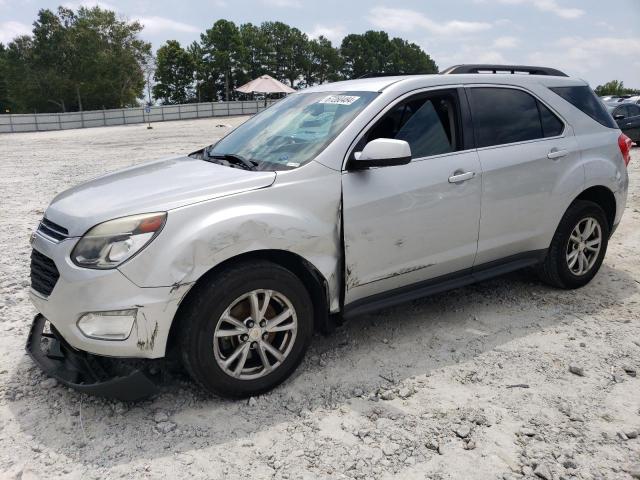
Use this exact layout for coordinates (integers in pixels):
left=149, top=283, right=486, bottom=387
left=318, top=95, right=360, bottom=105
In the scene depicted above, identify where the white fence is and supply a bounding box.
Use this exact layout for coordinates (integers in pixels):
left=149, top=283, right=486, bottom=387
left=0, top=99, right=278, bottom=134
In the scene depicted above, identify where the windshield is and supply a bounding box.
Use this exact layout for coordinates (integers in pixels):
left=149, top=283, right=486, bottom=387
left=209, top=91, right=378, bottom=170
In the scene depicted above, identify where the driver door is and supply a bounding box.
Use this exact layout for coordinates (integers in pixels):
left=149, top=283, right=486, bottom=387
left=342, top=88, right=482, bottom=305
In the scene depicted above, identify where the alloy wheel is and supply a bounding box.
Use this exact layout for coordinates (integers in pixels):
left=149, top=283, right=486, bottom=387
left=566, top=217, right=602, bottom=276
left=213, top=289, right=298, bottom=380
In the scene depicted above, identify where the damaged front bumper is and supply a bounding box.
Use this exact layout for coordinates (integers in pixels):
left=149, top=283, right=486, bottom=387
left=26, top=314, right=161, bottom=401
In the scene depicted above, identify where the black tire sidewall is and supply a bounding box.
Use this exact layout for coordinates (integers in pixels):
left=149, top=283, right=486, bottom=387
left=182, top=263, right=313, bottom=398
left=553, top=202, right=609, bottom=288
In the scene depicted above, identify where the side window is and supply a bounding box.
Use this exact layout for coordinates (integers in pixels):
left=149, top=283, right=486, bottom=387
left=629, top=105, right=640, bottom=117
left=469, top=87, right=543, bottom=148
left=355, top=90, right=462, bottom=160
left=549, top=86, right=618, bottom=129
left=538, top=102, right=564, bottom=138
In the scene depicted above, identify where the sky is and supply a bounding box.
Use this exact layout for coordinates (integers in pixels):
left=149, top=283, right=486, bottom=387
left=1, top=0, right=639, bottom=88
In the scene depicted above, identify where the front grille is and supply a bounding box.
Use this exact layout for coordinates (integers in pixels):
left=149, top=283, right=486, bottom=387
left=38, top=218, right=69, bottom=242
left=30, top=249, right=60, bottom=296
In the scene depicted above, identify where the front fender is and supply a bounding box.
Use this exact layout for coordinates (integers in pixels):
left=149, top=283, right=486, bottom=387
left=119, top=161, right=343, bottom=311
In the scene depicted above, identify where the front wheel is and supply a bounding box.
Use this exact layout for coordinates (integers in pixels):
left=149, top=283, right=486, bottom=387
left=537, top=200, right=609, bottom=289
left=178, top=261, right=314, bottom=398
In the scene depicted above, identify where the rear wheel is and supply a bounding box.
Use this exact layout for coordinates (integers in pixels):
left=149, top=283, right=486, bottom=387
left=178, top=261, right=314, bottom=398
left=537, top=200, right=609, bottom=289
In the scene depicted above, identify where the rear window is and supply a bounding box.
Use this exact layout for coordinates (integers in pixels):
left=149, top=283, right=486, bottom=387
left=549, top=86, right=617, bottom=129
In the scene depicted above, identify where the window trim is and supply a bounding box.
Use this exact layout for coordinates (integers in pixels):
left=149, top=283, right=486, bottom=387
left=342, top=86, right=468, bottom=170
left=465, top=84, right=568, bottom=151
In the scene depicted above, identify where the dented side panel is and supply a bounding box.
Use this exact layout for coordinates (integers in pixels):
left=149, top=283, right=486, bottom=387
left=119, top=161, right=344, bottom=313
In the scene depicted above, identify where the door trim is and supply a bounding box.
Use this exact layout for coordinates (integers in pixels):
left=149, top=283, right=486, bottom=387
left=342, top=249, right=546, bottom=319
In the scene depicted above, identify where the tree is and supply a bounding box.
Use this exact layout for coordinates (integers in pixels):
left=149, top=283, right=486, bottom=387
left=341, top=31, right=437, bottom=79
left=594, top=80, right=640, bottom=97
left=2, top=6, right=150, bottom=113
left=260, top=21, right=309, bottom=87
left=153, top=40, right=194, bottom=104
left=0, top=43, right=11, bottom=113
left=201, top=19, right=243, bottom=101
left=304, top=36, right=343, bottom=86
left=238, top=23, right=269, bottom=85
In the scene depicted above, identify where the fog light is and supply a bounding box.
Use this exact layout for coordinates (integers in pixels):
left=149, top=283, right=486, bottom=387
left=77, top=309, right=137, bottom=340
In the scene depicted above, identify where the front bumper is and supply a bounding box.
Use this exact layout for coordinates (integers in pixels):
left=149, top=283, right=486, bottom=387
left=29, top=231, right=190, bottom=359
left=26, top=314, right=160, bottom=401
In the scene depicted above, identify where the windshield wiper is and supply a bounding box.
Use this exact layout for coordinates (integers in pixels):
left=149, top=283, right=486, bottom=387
left=208, top=152, right=258, bottom=171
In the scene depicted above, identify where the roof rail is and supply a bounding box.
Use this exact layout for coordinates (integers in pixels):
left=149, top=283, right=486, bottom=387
left=442, top=64, right=568, bottom=77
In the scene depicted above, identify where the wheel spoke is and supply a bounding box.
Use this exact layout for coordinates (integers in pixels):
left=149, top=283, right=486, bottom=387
left=257, top=342, right=272, bottom=373
left=578, top=252, right=588, bottom=274
left=221, top=314, right=248, bottom=332
left=249, top=292, right=261, bottom=322
left=215, top=328, right=245, bottom=338
left=258, top=290, right=272, bottom=320
left=266, top=323, right=296, bottom=333
left=266, top=308, right=292, bottom=332
left=232, top=343, right=250, bottom=377
left=567, top=249, right=579, bottom=261
left=568, top=252, right=579, bottom=268
left=223, top=342, right=248, bottom=368
left=261, top=340, right=284, bottom=362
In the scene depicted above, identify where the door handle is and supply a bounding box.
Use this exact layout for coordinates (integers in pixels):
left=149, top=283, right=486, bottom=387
left=547, top=149, right=569, bottom=160
left=448, top=171, right=475, bottom=183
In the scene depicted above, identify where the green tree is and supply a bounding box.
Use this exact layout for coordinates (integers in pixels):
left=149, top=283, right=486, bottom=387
left=340, top=31, right=437, bottom=79
left=304, top=36, right=343, bottom=86
left=238, top=23, right=269, bottom=85
left=261, top=21, right=309, bottom=87
left=153, top=40, right=195, bottom=104
left=201, top=19, right=243, bottom=101
left=0, top=43, right=10, bottom=113
left=2, top=6, right=150, bottom=113
left=594, top=80, right=640, bottom=97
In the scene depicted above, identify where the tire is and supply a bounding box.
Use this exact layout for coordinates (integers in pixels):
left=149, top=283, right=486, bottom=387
left=178, top=261, right=314, bottom=398
left=536, top=200, right=609, bottom=289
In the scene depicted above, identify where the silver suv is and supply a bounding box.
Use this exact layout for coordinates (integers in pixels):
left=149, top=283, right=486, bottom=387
left=27, top=64, right=632, bottom=401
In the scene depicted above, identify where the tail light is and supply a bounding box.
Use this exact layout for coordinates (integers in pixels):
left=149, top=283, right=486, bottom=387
left=618, top=133, right=632, bottom=166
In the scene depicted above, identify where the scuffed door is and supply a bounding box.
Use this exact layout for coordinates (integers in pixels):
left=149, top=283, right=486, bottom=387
left=342, top=150, right=482, bottom=305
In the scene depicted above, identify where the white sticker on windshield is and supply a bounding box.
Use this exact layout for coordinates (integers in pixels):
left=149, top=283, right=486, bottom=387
left=318, top=95, right=360, bottom=106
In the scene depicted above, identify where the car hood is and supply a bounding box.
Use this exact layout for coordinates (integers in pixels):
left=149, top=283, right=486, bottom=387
left=45, top=156, right=276, bottom=237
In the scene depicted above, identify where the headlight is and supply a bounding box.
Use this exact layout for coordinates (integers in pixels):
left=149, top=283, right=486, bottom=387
left=71, top=212, right=166, bottom=269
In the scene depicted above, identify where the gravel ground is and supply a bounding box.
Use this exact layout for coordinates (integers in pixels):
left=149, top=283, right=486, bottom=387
left=1, top=118, right=639, bottom=480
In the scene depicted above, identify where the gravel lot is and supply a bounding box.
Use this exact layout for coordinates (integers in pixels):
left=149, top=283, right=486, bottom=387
left=1, top=118, right=639, bottom=480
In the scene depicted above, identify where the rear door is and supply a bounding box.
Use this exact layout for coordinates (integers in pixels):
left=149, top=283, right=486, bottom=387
left=342, top=88, right=482, bottom=304
left=622, top=104, right=640, bottom=141
left=467, top=85, right=581, bottom=265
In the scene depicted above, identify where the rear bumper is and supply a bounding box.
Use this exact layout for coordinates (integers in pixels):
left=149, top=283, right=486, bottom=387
left=26, top=314, right=160, bottom=402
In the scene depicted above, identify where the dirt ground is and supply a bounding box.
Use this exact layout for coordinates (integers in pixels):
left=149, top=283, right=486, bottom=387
left=0, top=118, right=639, bottom=480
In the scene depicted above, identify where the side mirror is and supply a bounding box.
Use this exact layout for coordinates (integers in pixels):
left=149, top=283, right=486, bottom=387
left=351, top=138, right=412, bottom=170
left=614, top=114, right=625, bottom=120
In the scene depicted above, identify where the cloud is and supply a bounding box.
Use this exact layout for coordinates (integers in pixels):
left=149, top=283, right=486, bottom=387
left=368, top=7, right=492, bottom=36
left=492, top=36, right=519, bottom=48
left=138, top=16, right=200, bottom=34
left=62, top=1, right=118, bottom=11
left=476, top=0, right=584, bottom=19
left=435, top=44, right=509, bottom=69
left=261, top=0, right=301, bottom=7
left=528, top=36, right=640, bottom=73
left=0, top=21, right=31, bottom=44
left=307, top=24, right=346, bottom=45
